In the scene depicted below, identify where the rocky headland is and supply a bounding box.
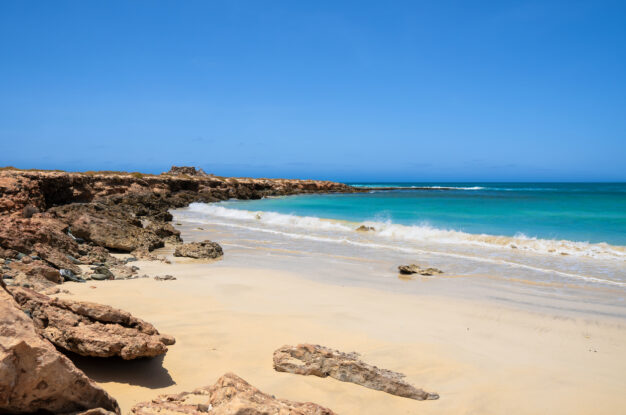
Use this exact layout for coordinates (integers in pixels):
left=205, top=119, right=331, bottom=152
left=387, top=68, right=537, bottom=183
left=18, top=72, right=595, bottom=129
left=0, top=166, right=358, bottom=414
left=0, top=167, right=358, bottom=290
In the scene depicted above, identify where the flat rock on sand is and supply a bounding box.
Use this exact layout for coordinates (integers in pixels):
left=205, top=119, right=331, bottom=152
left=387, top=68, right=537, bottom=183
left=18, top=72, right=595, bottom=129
left=274, top=344, right=439, bottom=401
left=0, top=282, right=120, bottom=414
left=8, top=286, right=175, bottom=360
left=130, top=372, right=335, bottom=415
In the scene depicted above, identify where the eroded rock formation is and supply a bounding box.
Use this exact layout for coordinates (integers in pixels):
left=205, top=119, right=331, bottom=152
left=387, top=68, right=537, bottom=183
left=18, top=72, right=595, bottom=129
left=130, top=372, right=335, bottom=415
left=0, top=281, right=120, bottom=414
left=273, top=344, right=439, bottom=401
left=9, top=286, right=175, bottom=359
left=173, top=240, right=223, bottom=259
left=0, top=168, right=357, bottom=291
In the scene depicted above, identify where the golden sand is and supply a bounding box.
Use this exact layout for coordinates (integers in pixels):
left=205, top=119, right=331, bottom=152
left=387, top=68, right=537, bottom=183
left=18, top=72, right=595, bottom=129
left=60, top=259, right=626, bottom=415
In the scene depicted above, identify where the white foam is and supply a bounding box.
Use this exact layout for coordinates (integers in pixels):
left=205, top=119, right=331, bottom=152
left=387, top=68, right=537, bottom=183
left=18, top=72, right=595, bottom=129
left=184, top=203, right=626, bottom=262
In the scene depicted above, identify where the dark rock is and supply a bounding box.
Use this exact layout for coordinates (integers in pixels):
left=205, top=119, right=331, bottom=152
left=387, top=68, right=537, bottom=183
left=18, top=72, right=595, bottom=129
left=154, top=275, right=176, bottom=281
left=398, top=264, right=443, bottom=276
left=60, top=268, right=85, bottom=283
left=164, top=166, right=209, bottom=177
left=355, top=225, right=376, bottom=232
left=92, top=265, right=114, bottom=279
left=22, top=204, right=40, bottom=218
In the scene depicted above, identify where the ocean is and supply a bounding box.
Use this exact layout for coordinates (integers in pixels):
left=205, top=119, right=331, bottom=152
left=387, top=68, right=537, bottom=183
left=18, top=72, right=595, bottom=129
left=172, top=182, right=626, bottom=311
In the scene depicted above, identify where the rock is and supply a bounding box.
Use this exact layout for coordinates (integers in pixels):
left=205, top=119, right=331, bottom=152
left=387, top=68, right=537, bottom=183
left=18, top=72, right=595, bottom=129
left=154, top=275, right=176, bottom=281
left=0, top=216, right=85, bottom=274
left=22, top=204, right=40, bottom=218
left=67, top=254, right=81, bottom=264
left=173, top=241, right=223, bottom=259
left=397, top=264, right=443, bottom=276
left=50, top=203, right=163, bottom=252
left=145, top=220, right=181, bottom=243
left=130, top=372, right=335, bottom=415
left=273, top=344, right=439, bottom=401
left=91, top=265, right=114, bottom=279
left=0, top=281, right=120, bottom=414
left=164, top=166, right=209, bottom=177
left=355, top=225, right=376, bottom=232
left=90, top=273, right=109, bottom=281
left=61, top=268, right=85, bottom=282
left=8, top=286, right=176, bottom=359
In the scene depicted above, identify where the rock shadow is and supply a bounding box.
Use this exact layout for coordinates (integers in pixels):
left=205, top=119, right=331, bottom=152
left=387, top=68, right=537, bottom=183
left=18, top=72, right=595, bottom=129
left=66, top=353, right=175, bottom=389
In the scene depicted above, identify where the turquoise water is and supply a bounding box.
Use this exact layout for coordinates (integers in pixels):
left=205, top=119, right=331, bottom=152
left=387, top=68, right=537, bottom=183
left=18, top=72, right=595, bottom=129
left=220, top=183, right=626, bottom=246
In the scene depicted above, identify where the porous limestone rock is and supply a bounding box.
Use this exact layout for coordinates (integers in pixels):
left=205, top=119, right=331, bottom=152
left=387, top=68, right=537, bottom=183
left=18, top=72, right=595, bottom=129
left=9, top=286, right=175, bottom=359
left=273, top=344, right=439, bottom=401
left=0, top=281, right=120, bottom=414
left=130, top=372, right=335, bottom=415
left=173, top=240, right=223, bottom=259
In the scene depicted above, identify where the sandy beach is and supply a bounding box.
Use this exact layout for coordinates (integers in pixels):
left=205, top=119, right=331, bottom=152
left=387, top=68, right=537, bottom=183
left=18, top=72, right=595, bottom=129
left=59, top=249, right=626, bottom=415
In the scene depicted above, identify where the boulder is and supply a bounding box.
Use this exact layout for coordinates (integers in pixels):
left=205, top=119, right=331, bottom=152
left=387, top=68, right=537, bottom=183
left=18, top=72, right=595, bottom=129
left=398, top=264, right=443, bottom=276
left=9, top=287, right=175, bottom=360
left=0, top=281, right=120, bottom=414
left=173, top=240, right=223, bottom=259
left=130, top=372, right=335, bottom=415
left=355, top=225, right=376, bottom=232
left=273, top=344, right=439, bottom=401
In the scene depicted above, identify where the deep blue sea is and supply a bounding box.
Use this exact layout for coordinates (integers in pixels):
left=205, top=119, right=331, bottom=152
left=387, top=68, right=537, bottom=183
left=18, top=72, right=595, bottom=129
left=218, top=183, right=626, bottom=246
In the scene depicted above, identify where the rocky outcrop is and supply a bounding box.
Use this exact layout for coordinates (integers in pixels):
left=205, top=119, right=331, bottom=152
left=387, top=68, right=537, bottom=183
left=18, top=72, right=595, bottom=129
left=355, top=225, right=375, bottom=232
left=164, top=166, right=209, bottom=177
left=0, top=169, right=358, bottom=217
left=173, top=240, right=223, bottom=259
left=0, top=281, right=120, bottom=414
left=398, top=264, right=443, bottom=276
left=130, top=372, right=335, bottom=415
left=273, top=344, right=439, bottom=401
left=0, top=169, right=357, bottom=291
left=50, top=203, right=164, bottom=252
left=9, top=286, right=175, bottom=359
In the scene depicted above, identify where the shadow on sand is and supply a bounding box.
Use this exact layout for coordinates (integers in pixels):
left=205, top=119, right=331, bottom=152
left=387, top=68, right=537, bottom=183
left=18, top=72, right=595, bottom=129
left=67, top=353, right=175, bottom=389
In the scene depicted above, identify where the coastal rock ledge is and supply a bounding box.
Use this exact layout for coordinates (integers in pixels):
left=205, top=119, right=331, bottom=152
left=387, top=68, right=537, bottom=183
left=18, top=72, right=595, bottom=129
left=273, top=344, right=439, bottom=401
left=9, top=286, right=175, bottom=359
left=130, top=372, right=336, bottom=415
left=0, top=282, right=120, bottom=414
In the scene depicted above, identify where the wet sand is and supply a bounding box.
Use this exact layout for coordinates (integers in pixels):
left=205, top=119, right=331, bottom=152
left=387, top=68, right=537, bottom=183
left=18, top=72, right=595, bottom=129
left=60, top=256, right=626, bottom=414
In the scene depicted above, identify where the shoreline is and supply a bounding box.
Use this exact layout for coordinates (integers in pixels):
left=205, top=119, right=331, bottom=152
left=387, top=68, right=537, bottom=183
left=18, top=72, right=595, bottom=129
left=1, top=167, right=625, bottom=414
left=58, top=253, right=626, bottom=414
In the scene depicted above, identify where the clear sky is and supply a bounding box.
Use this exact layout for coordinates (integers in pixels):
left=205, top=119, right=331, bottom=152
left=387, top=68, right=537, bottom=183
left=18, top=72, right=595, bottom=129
left=1, top=1, right=625, bottom=181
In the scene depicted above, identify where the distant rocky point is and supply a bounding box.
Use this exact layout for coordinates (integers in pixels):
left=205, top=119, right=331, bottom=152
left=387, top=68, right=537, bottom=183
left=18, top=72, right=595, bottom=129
left=163, top=165, right=209, bottom=176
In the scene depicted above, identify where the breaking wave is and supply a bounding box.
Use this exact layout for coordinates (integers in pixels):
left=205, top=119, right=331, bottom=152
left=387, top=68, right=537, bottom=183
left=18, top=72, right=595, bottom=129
left=185, top=203, right=626, bottom=261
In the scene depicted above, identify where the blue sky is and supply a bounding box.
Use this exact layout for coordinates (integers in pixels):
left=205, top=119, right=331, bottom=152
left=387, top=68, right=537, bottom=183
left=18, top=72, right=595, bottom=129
left=1, top=1, right=625, bottom=181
